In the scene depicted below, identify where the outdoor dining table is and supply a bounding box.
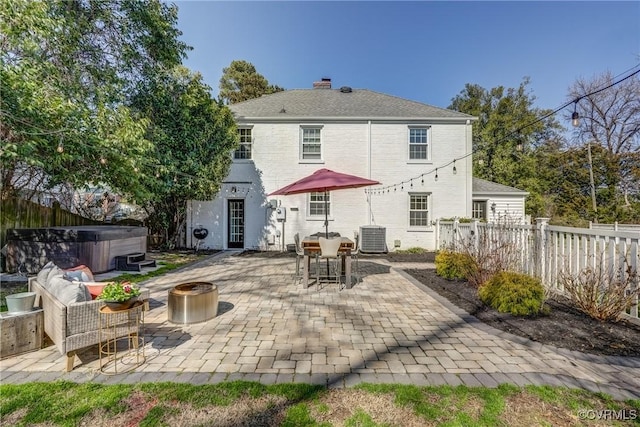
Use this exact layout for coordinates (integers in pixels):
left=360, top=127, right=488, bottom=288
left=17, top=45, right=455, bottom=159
left=301, top=235, right=354, bottom=289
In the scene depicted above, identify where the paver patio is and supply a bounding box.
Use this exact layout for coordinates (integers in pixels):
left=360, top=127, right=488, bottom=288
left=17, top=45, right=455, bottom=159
left=1, top=251, right=639, bottom=400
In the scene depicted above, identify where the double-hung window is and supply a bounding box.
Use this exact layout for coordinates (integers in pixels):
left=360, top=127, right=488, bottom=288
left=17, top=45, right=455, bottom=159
left=309, top=192, right=329, bottom=217
left=408, top=126, right=429, bottom=160
left=233, top=128, right=252, bottom=160
left=409, top=193, right=430, bottom=227
left=301, top=126, right=322, bottom=160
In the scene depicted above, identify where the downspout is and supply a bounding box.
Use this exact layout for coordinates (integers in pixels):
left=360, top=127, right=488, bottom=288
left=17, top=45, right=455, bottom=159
left=368, top=120, right=372, bottom=224
left=466, top=119, right=472, bottom=218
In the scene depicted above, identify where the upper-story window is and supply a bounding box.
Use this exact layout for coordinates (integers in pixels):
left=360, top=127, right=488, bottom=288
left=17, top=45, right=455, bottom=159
left=408, top=126, right=429, bottom=160
left=409, top=193, right=430, bottom=227
left=301, top=126, right=322, bottom=160
left=233, top=128, right=252, bottom=160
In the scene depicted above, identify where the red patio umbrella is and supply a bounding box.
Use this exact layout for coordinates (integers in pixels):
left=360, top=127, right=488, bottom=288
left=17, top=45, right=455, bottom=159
left=268, top=168, right=380, bottom=237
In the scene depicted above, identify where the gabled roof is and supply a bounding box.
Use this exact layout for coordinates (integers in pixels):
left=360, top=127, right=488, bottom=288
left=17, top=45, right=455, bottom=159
left=473, top=178, right=529, bottom=196
left=229, top=88, right=475, bottom=121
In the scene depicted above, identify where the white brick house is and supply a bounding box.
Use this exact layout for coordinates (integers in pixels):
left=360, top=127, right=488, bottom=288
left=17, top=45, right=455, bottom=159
left=187, top=79, right=481, bottom=251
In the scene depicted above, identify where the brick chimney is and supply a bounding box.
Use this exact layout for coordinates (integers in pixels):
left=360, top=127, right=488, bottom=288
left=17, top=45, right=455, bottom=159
left=313, top=78, right=332, bottom=89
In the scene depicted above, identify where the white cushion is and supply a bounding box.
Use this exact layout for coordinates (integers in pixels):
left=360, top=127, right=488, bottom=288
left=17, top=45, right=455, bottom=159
left=48, top=276, right=91, bottom=305
left=37, top=261, right=56, bottom=286
left=46, top=265, right=64, bottom=288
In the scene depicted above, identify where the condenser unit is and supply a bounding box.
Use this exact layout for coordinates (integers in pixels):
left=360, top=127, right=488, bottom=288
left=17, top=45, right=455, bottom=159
left=359, top=226, right=387, bottom=253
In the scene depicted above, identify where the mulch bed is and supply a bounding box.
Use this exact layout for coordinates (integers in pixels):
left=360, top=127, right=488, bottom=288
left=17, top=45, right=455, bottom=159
left=405, top=268, right=640, bottom=358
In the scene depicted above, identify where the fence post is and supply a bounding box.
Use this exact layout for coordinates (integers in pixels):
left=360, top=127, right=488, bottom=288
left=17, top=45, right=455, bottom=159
left=535, top=218, right=550, bottom=285
left=471, top=219, right=479, bottom=256
left=435, top=218, right=440, bottom=250
left=453, top=218, right=459, bottom=251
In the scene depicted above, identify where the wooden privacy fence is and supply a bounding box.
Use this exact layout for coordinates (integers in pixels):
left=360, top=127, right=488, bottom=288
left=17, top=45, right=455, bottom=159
left=436, top=218, right=640, bottom=322
left=0, top=197, right=100, bottom=249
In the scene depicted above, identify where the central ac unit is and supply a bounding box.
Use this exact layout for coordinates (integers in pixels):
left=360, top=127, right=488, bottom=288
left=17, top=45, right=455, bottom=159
left=359, top=226, right=387, bottom=253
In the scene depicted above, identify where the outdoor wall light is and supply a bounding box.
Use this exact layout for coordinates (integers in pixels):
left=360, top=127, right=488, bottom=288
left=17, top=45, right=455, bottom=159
left=491, top=202, right=496, bottom=212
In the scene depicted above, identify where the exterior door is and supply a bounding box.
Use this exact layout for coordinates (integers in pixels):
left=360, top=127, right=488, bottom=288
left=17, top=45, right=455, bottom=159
left=227, top=199, right=244, bottom=249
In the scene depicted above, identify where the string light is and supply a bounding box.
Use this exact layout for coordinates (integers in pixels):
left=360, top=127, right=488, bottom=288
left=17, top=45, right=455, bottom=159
left=452, top=160, right=457, bottom=174
left=366, top=66, right=640, bottom=196
left=571, top=102, right=580, bottom=127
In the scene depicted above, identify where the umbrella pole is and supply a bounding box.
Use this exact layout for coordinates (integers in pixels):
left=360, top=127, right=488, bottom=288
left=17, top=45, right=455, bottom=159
left=324, top=191, right=330, bottom=277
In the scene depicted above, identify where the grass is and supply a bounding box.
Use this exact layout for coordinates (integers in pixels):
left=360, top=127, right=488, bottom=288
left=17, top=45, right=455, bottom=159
left=1, top=381, right=638, bottom=426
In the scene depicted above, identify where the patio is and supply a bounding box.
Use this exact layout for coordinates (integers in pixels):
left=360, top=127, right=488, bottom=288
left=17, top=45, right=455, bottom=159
left=1, top=251, right=639, bottom=400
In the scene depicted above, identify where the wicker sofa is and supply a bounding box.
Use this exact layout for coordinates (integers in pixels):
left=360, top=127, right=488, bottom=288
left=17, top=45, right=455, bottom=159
left=28, top=263, right=149, bottom=371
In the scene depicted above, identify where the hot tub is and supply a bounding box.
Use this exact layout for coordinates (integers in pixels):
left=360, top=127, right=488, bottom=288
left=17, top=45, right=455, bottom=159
left=5, top=226, right=148, bottom=274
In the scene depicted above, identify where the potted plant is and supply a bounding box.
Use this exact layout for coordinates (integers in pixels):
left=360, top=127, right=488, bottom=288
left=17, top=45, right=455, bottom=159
left=97, top=282, right=141, bottom=310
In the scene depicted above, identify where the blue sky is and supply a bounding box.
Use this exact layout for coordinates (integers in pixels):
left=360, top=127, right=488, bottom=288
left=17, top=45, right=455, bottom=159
left=174, top=1, right=640, bottom=113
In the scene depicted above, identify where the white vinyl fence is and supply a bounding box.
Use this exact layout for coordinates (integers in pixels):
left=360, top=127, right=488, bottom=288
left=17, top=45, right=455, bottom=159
left=436, top=218, right=640, bottom=322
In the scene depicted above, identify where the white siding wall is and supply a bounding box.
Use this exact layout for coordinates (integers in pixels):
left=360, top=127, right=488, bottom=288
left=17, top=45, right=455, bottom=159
left=196, top=119, right=472, bottom=251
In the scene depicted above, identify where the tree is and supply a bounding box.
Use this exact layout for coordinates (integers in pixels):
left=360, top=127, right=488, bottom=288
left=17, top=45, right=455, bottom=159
left=568, top=71, right=640, bottom=223
left=219, top=60, right=284, bottom=104
left=448, top=79, right=563, bottom=218
left=130, top=67, right=238, bottom=247
left=1, top=0, right=188, bottom=205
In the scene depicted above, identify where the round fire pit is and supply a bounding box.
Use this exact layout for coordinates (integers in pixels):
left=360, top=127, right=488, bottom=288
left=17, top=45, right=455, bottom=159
left=167, top=282, right=218, bottom=324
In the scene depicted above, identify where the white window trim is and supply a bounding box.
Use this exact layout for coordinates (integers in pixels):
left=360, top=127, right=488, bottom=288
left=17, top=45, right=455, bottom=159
left=407, top=192, right=432, bottom=230
left=299, top=124, right=324, bottom=163
left=306, top=191, right=332, bottom=221
left=472, top=199, right=489, bottom=221
left=233, top=125, right=254, bottom=162
left=407, top=125, right=432, bottom=164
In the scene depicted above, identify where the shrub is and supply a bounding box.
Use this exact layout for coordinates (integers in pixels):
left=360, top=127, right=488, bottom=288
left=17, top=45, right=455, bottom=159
left=559, top=263, right=639, bottom=322
left=479, top=271, right=546, bottom=316
left=435, top=250, right=474, bottom=280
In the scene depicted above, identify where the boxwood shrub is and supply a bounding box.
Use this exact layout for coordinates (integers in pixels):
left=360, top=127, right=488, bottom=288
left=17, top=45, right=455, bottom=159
left=435, top=250, right=474, bottom=280
left=478, top=271, right=546, bottom=316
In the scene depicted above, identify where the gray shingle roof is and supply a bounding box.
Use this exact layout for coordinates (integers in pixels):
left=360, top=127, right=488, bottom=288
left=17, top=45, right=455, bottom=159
left=473, top=177, right=529, bottom=195
left=229, top=89, right=475, bottom=120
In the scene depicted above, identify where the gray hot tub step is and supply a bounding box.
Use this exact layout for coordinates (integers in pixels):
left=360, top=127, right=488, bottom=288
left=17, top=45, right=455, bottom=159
left=115, top=253, right=156, bottom=272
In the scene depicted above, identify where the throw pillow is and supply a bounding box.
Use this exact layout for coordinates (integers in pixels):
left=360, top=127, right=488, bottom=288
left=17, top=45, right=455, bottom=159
left=66, top=264, right=95, bottom=281
left=37, top=261, right=56, bottom=286
left=82, top=282, right=108, bottom=300
left=63, top=270, right=91, bottom=282
left=48, top=276, right=92, bottom=305
left=46, top=265, right=65, bottom=289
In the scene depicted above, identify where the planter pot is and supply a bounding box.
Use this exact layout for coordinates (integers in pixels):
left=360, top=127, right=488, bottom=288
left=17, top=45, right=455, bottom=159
left=6, top=292, right=36, bottom=313
left=103, top=297, right=137, bottom=311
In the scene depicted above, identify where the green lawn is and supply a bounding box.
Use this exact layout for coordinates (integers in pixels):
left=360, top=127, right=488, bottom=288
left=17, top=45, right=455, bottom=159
left=1, top=381, right=638, bottom=426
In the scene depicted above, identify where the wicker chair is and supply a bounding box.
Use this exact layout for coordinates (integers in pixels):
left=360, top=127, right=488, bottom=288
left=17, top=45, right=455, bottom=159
left=29, top=276, right=149, bottom=371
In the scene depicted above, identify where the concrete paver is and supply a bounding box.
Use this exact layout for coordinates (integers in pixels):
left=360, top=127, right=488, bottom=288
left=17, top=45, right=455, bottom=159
left=1, top=252, right=639, bottom=401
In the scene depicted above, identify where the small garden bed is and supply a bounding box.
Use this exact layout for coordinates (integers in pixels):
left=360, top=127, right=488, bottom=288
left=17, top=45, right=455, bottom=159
left=405, top=268, right=640, bottom=358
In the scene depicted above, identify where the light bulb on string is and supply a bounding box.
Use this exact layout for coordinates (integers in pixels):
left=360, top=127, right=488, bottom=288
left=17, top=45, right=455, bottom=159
left=434, top=169, right=438, bottom=181
left=452, top=160, right=457, bottom=174
left=571, top=101, right=580, bottom=127
left=421, top=175, right=424, bottom=185
left=410, top=180, right=413, bottom=188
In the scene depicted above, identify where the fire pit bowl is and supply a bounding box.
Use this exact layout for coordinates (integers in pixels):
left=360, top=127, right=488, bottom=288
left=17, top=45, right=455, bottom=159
left=167, top=282, right=218, bottom=324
